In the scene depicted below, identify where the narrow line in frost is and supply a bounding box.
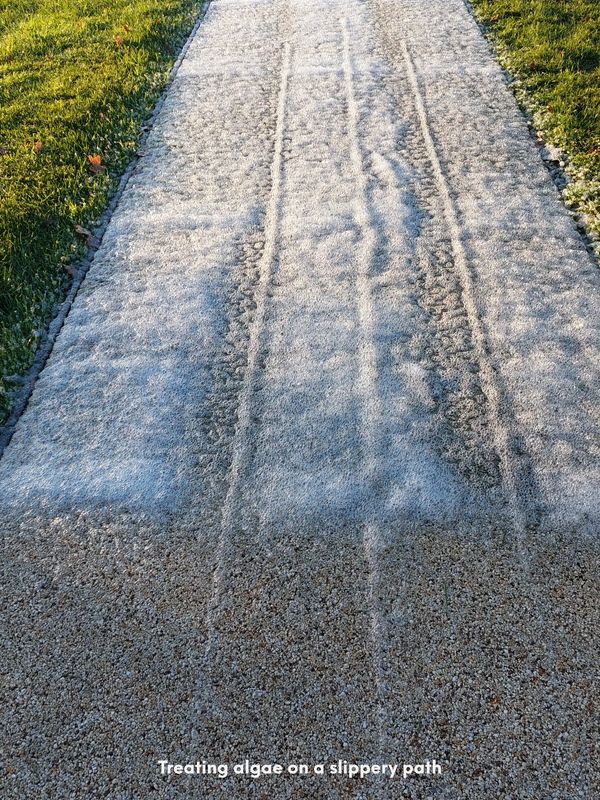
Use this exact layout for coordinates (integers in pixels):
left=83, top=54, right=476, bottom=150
left=401, top=41, right=529, bottom=546
left=197, top=40, right=291, bottom=703
left=341, top=16, right=389, bottom=789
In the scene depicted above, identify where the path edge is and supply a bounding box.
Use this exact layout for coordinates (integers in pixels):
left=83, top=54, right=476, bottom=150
left=0, top=0, right=212, bottom=460
left=461, top=0, right=600, bottom=263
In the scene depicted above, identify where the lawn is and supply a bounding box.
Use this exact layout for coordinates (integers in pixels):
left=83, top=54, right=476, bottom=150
left=470, top=0, right=600, bottom=247
left=0, top=0, right=203, bottom=422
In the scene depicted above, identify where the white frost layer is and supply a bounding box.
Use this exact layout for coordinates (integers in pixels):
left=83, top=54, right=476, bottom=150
left=0, top=0, right=282, bottom=512
left=0, top=0, right=598, bottom=533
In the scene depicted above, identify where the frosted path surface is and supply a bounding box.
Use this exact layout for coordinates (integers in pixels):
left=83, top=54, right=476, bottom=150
left=1, top=0, right=599, bottom=798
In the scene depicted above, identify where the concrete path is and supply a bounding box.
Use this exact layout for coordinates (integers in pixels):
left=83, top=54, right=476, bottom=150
left=2, top=0, right=599, bottom=798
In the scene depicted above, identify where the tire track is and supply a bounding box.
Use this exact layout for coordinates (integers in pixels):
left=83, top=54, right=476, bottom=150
left=401, top=41, right=528, bottom=542
left=341, top=15, right=389, bottom=786
left=363, top=0, right=514, bottom=516
left=198, top=40, right=291, bottom=712
left=194, top=227, right=268, bottom=534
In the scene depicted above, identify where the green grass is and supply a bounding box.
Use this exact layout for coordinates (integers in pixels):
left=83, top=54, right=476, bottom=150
left=0, top=0, right=202, bottom=421
left=470, top=0, right=600, bottom=245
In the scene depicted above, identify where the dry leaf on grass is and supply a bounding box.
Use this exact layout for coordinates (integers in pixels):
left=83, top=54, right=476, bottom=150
left=87, top=154, right=106, bottom=175
left=74, top=224, right=100, bottom=249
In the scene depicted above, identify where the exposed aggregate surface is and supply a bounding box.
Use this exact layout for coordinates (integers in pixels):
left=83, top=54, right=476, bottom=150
left=1, top=0, right=599, bottom=798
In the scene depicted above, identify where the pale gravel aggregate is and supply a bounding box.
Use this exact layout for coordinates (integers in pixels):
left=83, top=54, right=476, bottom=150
left=1, top=0, right=599, bottom=798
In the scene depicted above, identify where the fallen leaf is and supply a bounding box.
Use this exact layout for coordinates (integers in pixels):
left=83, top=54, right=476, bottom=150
left=87, top=154, right=105, bottom=175
left=33, top=140, right=43, bottom=154
left=115, top=34, right=124, bottom=47
left=74, top=223, right=100, bottom=249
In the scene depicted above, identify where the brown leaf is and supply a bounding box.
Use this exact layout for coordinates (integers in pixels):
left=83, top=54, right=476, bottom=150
left=115, top=34, right=124, bottom=47
left=33, top=140, right=44, bottom=154
left=74, top=223, right=100, bottom=249
left=87, top=154, right=105, bottom=175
